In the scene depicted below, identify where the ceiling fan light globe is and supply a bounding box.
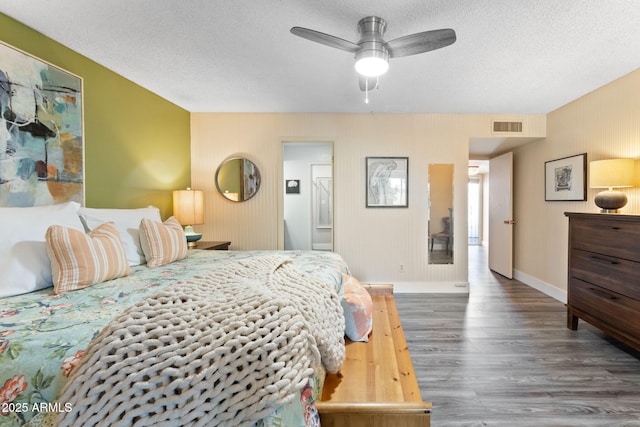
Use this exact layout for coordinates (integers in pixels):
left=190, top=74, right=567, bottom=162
left=355, top=56, right=389, bottom=77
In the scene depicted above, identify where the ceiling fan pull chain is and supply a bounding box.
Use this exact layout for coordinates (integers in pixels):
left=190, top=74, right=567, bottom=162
left=365, top=76, right=369, bottom=104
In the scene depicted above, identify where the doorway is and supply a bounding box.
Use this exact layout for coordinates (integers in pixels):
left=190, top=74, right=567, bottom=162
left=282, top=142, right=333, bottom=251
left=468, top=176, right=481, bottom=245
left=468, top=160, right=489, bottom=247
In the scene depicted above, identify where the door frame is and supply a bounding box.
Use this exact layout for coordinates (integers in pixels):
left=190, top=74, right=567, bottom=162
left=278, top=140, right=334, bottom=250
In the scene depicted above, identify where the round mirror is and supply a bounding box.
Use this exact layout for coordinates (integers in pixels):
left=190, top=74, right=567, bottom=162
left=215, top=157, right=261, bottom=202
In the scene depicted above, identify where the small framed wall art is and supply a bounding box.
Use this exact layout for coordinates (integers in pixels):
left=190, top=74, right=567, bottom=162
left=544, top=153, right=587, bottom=201
left=366, top=157, right=409, bottom=208
left=286, top=179, right=300, bottom=194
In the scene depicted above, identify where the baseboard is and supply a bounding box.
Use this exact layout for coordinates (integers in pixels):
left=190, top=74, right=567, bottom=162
left=365, top=273, right=565, bottom=300
left=312, top=243, right=332, bottom=250
left=513, top=269, right=567, bottom=304
left=367, top=281, right=470, bottom=294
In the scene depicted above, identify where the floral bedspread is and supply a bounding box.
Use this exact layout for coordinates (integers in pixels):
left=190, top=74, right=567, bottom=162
left=0, top=250, right=348, bottom=427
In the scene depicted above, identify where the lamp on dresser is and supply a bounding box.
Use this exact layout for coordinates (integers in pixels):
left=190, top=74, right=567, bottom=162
left=589, top=158, right=635, bottom=213
left=173, top=188, right=204, bottom=247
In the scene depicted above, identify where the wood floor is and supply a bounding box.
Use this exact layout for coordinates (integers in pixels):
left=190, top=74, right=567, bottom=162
left=395, top=245, right=640, bottom=426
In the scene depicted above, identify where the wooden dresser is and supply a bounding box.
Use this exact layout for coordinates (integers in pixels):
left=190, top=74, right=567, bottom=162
left=565, top=212, right=640, bottom=351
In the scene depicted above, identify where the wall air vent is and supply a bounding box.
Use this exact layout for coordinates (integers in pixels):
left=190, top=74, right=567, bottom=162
left=492, top=121, right=523, bottom=133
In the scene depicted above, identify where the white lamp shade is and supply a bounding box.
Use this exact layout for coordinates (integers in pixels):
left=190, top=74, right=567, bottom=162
left=172, top=189, right=204, bottom=225
left=590, top=159, right=635, bottom=189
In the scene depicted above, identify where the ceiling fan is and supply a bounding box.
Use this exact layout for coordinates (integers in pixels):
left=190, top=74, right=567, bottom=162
left=290, top=16, right=456, bottom=95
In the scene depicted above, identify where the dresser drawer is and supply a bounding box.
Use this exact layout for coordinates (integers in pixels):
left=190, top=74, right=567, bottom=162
left=570, top=249, right=640, bottom=300
left=569, top=278, right=640, bottom=339
left=571, top=217, right=640, bottom=262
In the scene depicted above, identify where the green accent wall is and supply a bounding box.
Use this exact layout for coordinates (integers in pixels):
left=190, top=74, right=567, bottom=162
left=0, top=13, right=191, bottom=218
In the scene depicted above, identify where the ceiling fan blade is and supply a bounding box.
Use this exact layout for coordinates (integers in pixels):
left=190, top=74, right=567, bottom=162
left=359, top=75, right=379, bottom=92
left=290, top=27, right=360, bottom=53
left=386, top=28, right=456, bottom=58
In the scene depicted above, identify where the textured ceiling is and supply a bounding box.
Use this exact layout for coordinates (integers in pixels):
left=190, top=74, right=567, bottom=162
left=1, top=0, right=639, bottom=115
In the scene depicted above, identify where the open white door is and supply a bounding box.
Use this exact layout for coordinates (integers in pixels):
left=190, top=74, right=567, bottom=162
left=488, top=152, right=514, bottom=278
left=310, top=163, right=333, bottom=251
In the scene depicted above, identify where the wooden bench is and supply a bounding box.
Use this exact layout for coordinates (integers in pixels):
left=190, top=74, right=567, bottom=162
left=317, top=284, right=431, bottom=427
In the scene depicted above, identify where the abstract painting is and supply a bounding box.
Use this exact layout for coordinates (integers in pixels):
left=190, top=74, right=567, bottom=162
left=0, top=41, right=83, bottom=207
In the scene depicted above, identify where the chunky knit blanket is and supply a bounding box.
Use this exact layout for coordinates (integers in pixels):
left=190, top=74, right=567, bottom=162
left=55, top=255, right=345, bottom=427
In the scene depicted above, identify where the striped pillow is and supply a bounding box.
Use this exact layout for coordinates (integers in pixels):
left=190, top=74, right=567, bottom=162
left=139, top=216, right=188, bottom=267
left=46, top=222, right=131, bottom=294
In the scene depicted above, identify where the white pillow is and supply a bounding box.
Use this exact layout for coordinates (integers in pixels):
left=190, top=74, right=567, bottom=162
left=0, top=202, right=84, bottom=297
left=78, top=206, right=162, bottom=266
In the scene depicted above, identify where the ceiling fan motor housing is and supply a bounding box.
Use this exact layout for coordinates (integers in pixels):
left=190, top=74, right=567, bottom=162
left=355, top=16, right=389, bottom=76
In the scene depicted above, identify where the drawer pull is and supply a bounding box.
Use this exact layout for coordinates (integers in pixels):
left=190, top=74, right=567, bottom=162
left=590, top=256, right=619, bottom=265
left=588, top=287, right=618, bottom=301
left=592, top=225, right=622, bottom=231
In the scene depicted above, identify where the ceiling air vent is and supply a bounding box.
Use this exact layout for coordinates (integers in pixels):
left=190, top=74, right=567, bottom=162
left=492, top=121, right=523, bottom=133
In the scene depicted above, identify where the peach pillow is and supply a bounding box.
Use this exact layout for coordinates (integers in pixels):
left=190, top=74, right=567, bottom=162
left=341, top=274, right=373, bottom=342
left=139, top=216, right=188, bottom=267
left=45, top=222, right=131, bottom=294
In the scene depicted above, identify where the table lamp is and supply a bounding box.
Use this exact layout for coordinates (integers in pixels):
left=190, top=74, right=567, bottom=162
left=173, top=188, right=204, bottom=247
left=590, top=159, right=635, bottom=213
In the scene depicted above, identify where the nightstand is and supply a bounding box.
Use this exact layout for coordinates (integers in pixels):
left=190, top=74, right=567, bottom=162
left=194, top=241, right=231, bottom=250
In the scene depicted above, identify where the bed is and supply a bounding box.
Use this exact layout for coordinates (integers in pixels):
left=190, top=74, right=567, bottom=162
left=0, top=202, right=356, bottom=427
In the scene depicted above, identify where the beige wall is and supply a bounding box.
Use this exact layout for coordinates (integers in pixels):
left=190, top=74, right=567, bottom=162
left=191, top=113, right=545, bottom=291
left=513, top=69, right=640, bottom=301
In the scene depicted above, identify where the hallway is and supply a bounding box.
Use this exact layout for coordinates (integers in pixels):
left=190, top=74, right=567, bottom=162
left=396, top=245, right=640, bottom=426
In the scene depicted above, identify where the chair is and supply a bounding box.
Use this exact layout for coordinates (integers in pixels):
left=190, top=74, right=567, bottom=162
left=430, top=216, right=451, bottom=254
